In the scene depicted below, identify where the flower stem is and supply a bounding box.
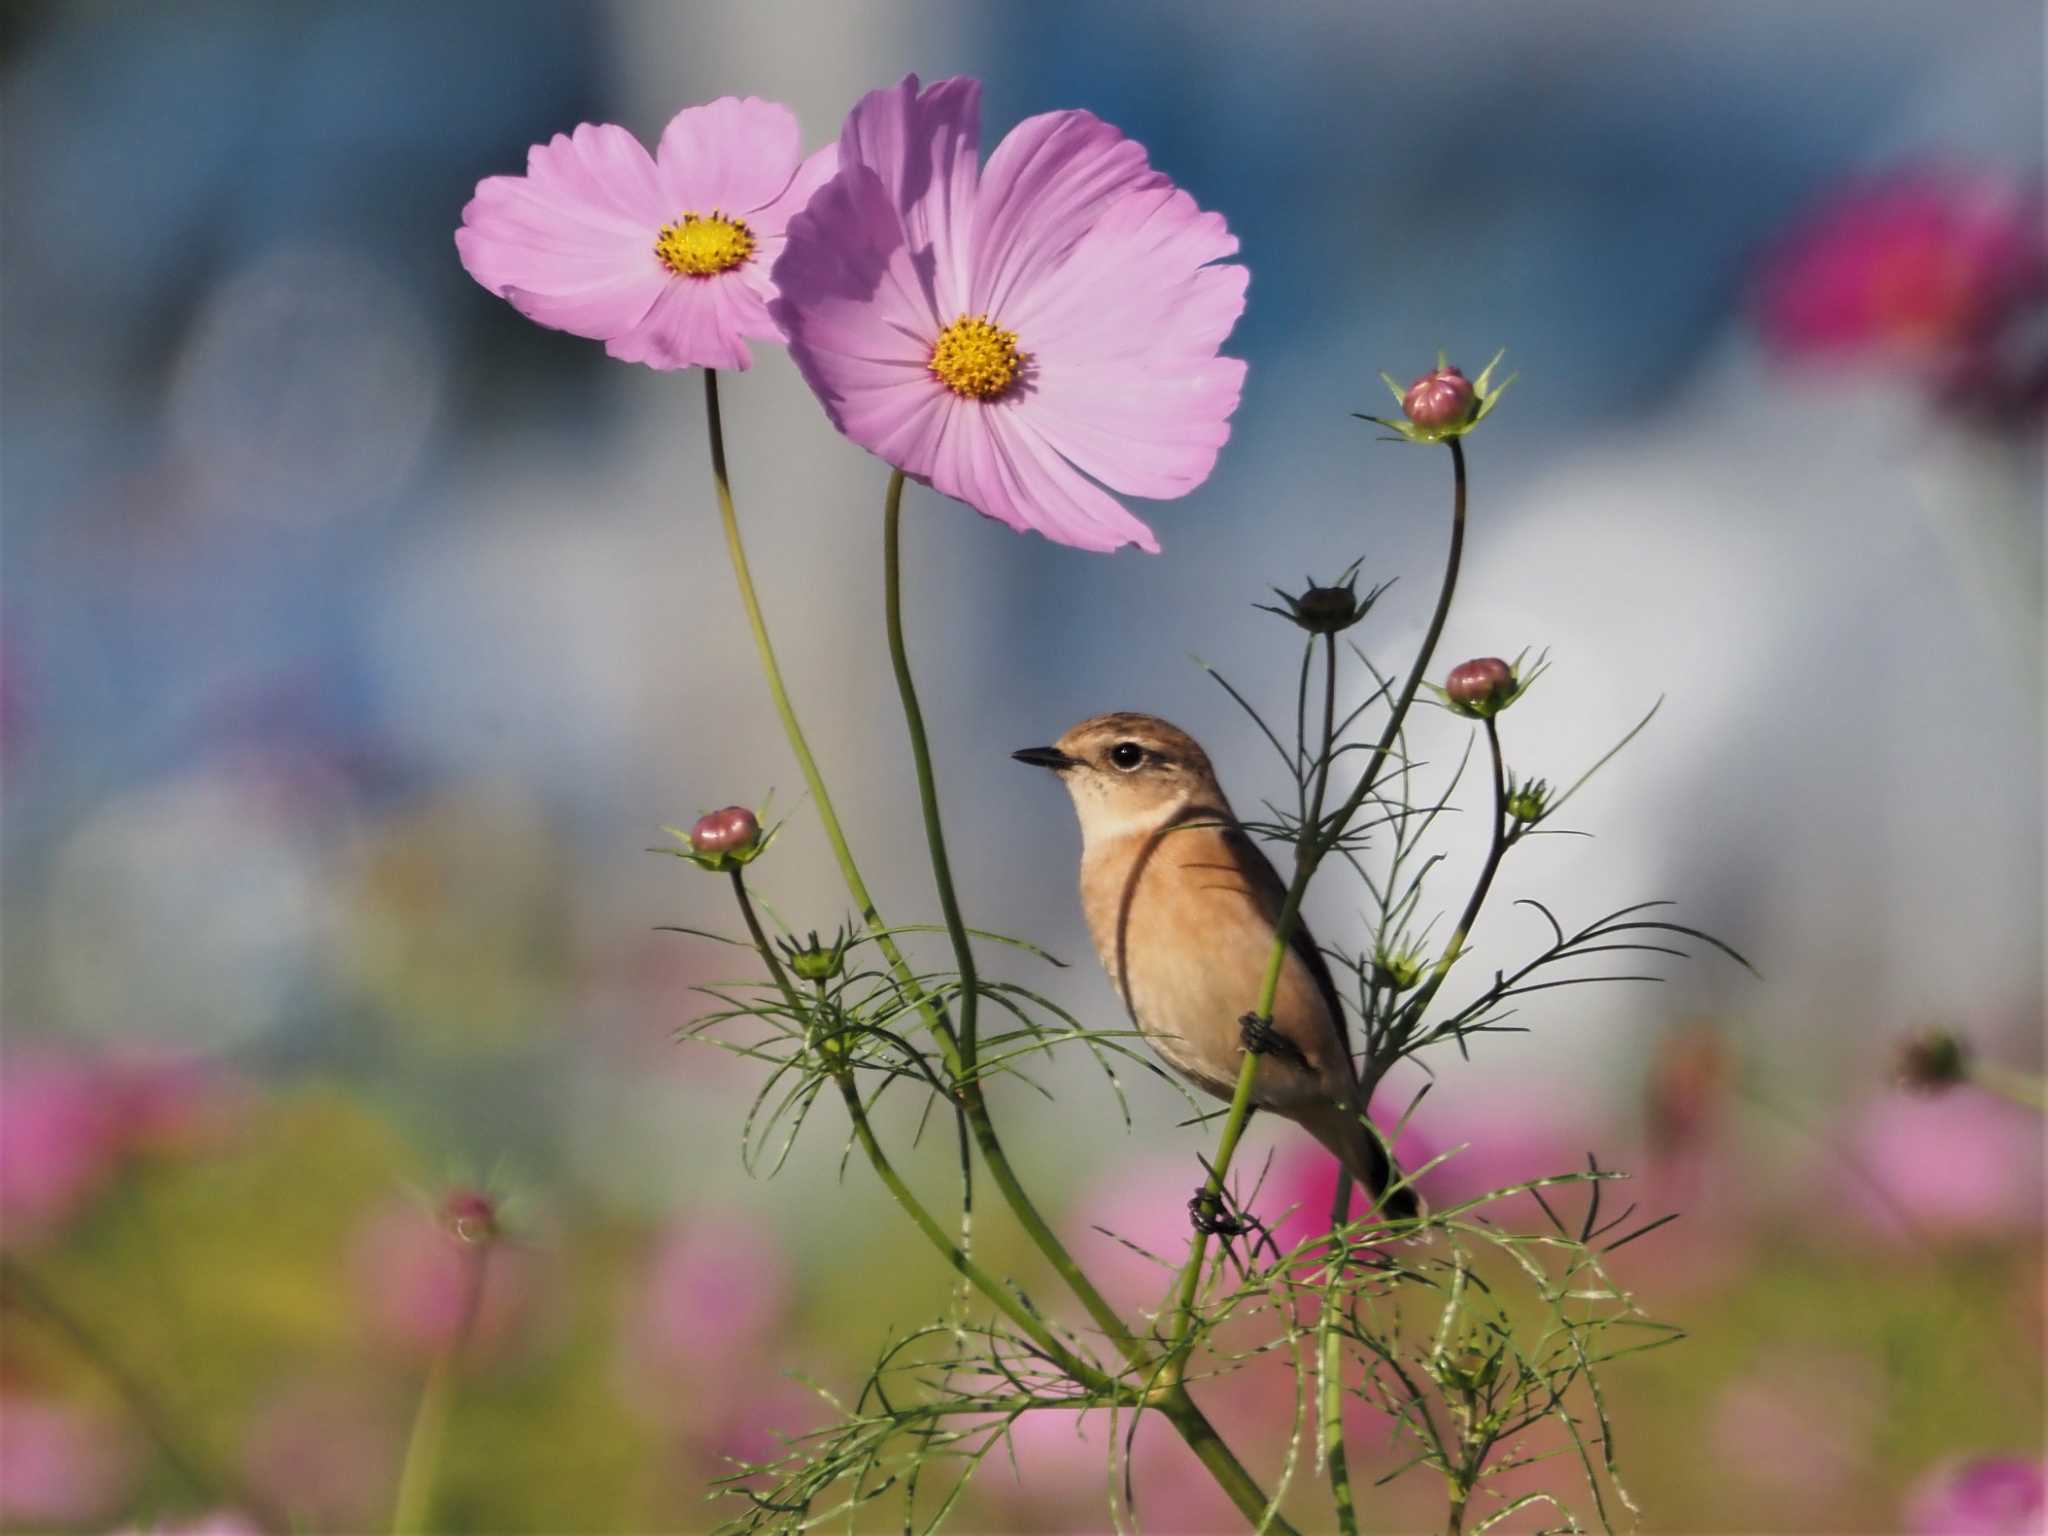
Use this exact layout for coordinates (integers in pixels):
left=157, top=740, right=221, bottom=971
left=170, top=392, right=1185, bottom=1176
left=1397, top=712, right=1512, bottom=1047
left=704, top=375, right=1137, bottom=1355
left=703, top=370, right=894, bottom=950
left=879, top=469, right=1148, bottom=1361
left=1161, top=1396, right=1305, bottom=1536
left=723, top=864, right=1113, bottom=1390
left=1166, top=438, right=1470, bottom=1362
left=389, top=1240, right=489, bottom=1535
left=1319, top=1168, right=1359, bottom=1536
left=880, top=469, right=981, bottom=1068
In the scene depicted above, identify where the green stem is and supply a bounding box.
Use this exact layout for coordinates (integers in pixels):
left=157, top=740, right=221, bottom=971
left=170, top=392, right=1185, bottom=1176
left=1167, top=438, right=1471, bottom=1360
left=1396, top=712, right=1512, bottom=1048
left=704, top=391, right=1291, bottom=1530
left=879, top=473, right=1297, bottom=1529
left=832, top=1072, right=1110, bottom=1388
left=728, top=866, right=799, bottom=1007
left=1319, top=1168, right=1359, bottom=1536
left=390, top=1240, right=489, bottom=1534
left=878, top=469, right=1147, bottom=1361
left=723, top=864, right=1113, bottom=1391
left=1163, top=1396, right=1305, bottom=1536
left=705, top=378, right=1137, bottom=1358
left=880, top=469, right=980, bottom=1068
left=705, top=369, right=895, bottom=955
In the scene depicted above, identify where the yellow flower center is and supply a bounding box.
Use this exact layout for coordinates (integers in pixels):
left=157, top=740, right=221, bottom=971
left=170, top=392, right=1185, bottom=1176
left=653, top=211, right=755, bottom=277
left=928, top=314, right=1026, bottom=399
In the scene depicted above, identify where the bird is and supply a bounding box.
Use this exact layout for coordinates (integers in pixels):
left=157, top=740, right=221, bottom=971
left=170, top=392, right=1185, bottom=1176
left=1014, top=712, right=1418, bottom=1222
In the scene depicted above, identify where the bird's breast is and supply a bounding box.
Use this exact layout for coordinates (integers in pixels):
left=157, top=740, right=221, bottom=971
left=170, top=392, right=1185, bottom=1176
left=1079, top=822, right=1344, bottom=1107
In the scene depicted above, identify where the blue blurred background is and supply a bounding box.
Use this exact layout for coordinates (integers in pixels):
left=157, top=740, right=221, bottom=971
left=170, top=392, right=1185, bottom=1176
left=3, top=3, right=2041, bottom=1531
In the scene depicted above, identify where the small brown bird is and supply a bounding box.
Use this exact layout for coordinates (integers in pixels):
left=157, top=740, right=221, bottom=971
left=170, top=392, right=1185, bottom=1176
left=1015, top=713, right=1416, bottom=1220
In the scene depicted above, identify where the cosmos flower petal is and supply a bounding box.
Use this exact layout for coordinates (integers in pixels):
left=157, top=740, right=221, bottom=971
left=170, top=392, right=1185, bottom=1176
left=654, top=96, right=804, bottom=216
left=1012, top=182, right=1243, bottom=352
left=734, top=142, right=844, bottom=325
left=608, top=274, right=756, bottom=371
left=837, top=74, right=982, bottom=318
left=955, top=408, right=1162, bottom=554
left=970, top=110, right=1163, bottom=319
left=776, top=164, right=949, bottom=441
left=456, top=123, right=673, bottom=342
left=1013, top=185, right=1248, bottom=497
left=750, top=142, right=842, bottom=241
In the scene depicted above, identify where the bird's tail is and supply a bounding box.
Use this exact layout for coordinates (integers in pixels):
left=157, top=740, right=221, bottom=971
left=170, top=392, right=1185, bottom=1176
left=1299, top=1101, right=1421, bottom=1222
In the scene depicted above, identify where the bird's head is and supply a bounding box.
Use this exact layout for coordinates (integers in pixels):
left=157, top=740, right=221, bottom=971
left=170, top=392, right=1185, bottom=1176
left=1013, top=713, right=1230, bottom=844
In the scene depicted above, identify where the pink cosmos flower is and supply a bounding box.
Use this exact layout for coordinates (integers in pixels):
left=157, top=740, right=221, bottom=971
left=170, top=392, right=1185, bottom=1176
left=1904, top=1456, right=2048, bottom=1535
left=634, top=1215, right=790, bottom=1373
left=0, top=1052, right=124, bottom=1247
left=1754, top=169, right=2045, bottom=365
left=349, top=1197, right=539, bottom=1358
left=772, top=75, right=1248, bottom=554
left=456, top=97, right=838, bottom=371
left=1843, top=1089, right=2044, bottom=1240
left=0, top=1394, right=132, bottom=1525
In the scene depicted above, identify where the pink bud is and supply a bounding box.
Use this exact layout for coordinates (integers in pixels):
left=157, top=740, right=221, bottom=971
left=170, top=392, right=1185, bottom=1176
left=1403, top=366, right=1476, bottom=430
left=690, top=805, right=760, bottom=854
left=1445, top=657, right=1514, bottom=709
left=441, top=1188, right=499, bottom=1244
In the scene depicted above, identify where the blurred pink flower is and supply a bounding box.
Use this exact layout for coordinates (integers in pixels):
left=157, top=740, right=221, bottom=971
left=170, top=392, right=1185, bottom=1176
left=242, top=1379, right=400, bottom=1530
left=636, top=1215, right=789, bottom=1369
left=702, top=1377, right=824, bottom=1471
left=350, top=1197, right=537, bottom=1357
left=773, top=74, right=1248, bottom=554
left=1253, top=1105, right=1439, bottom=1259
left=1756, top=170, right=2043, bottom=357
left=105, top=1054, right=249, bottom=1162
left=1904, top=1456, right=2048, bottom=1535
left=1844, top=1090, right=2045, bottom=1240
left=456, top=97, right=838, bottom=371
left=1405, top=1085, right=1604, bottom=1231
left=0, top=1052, right=124, bottom=1247
left=984, top=1399, right=1237, bottom=1531
left=0, top=1394, right=132, bottom=1525
left=1754, top=169, right=2047, bottom=418
left=1065, top=1156, right=1201, bottom=1317
left=114, top=1514, right=268, bottom=1536
left=1, top=1050, right=248, bottom=1248
left=1710, top=1354, right=1878, bottom=1509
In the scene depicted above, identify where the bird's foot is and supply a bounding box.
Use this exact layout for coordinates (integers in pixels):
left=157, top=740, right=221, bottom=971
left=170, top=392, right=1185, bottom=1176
left=1187, top=1187, right=1250, bottom=1238
left=1238, top=1012, right=1309, bottom=1068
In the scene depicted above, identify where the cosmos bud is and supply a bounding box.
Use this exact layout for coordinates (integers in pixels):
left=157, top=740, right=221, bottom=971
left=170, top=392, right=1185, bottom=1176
left=441, top=1188, right=500, bottom=1245
left=1359, top=349, right=1514, bottom=443
left=691, top=805, right=760, bottom=855
left=1445, top=657, right=1515, bottom=712
left=1403, top=365, right=1476, bottom=431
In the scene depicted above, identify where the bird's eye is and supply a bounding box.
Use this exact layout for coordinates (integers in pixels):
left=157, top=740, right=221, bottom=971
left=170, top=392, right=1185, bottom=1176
left=1109, top=742, right=1145, bottom=771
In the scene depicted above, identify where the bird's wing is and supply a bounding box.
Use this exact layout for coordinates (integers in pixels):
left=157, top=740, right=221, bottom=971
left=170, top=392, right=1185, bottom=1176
left=1212, top=820, right=1356, bottom=1071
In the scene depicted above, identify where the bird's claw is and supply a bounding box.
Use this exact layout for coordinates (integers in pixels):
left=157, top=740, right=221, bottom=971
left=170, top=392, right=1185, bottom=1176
left=1238, top=1012, right=1308, bottom=1068
left=1188, top=1187, right=1250, bottom=1238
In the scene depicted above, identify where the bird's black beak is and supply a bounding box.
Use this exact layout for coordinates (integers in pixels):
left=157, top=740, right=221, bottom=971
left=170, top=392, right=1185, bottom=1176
left=1012, top=745, right=1079, bottom=772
